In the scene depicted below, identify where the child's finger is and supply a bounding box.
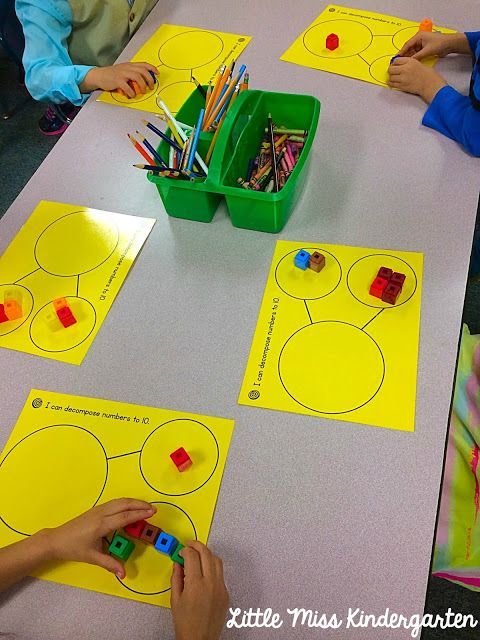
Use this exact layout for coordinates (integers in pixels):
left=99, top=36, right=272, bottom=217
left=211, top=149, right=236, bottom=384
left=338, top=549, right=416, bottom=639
left=170, top=562, right=185, bottom=603
left=101, top=498, right=155, bottom=516
left=138, top=61, right=159, bottom=75
left=138, top=69, right=155, bottom=89
left=90, top=550, right=125, bottom=579
left=129, top=73, right=147, bottom=93
left=185, top=540, right=215, bottom=579
left=120, top=80, right=136, bottom=98
left=103, top=507, right=156, bottom=533
left=181, top=546, right=203, bottom=580
left=412, top=46, right=435, bottom=61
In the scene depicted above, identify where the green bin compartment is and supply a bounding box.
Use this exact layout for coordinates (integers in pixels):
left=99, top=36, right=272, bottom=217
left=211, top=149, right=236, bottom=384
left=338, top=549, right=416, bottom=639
left=147, top=89, right=223, bottom=223
left=216, top=90, right=320, bottom=233
left=147, top=88, right=320, bottom=232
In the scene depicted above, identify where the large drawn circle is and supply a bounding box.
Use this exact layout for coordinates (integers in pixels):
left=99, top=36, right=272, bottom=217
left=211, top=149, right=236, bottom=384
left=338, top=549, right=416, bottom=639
left=156, top=82, right=196, bottom=114
left=279, top=321, right=385, bottom=414
left=34, top=211, right=119, bottom=277
left=369, top=54, right=395, bottom=85
left=140, top=420, right=219, bottom=496
left=0, top=425, right=107, bottom=536
left=275, top=248, right=342, bottom=301
left=347, top=254, right=417, bottom=309
left=158, top=31, right=224, bottom=70
left=0, top=284, right=34, bottom=337
left=29, top=297, right=96, bottom=353
left=303, top=20, right=373, bottom=59
left=118, top=501, right=196, bottom=596
left=110, top=83, right=158, bottom=105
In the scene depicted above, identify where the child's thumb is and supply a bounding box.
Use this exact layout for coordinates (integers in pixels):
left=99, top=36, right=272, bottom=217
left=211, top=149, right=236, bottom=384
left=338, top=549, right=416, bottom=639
left=170, top=562, right=184, bottom=603
left=91, top=551, right=125, bottom=579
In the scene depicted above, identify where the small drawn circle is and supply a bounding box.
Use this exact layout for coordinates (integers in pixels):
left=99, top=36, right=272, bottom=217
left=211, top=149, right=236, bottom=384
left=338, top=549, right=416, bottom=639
left=346, top=254, right=417, bottom=309
left=118, top=502, right=196, bottom=596
left=158, top=31, right=224, bottom=69
left=369, top=54, right=395, bottom=85
left=34, top=210, right=119, bottom=277
left=156, top=81, right=196, bottom=114
left=140, top=419, right=219, bottom=496
left=0, top=284, right=34, bottom=337
left=0, top=425, right=107, bottom=536
left=248, top=390, right=260, bottom=400
left=275, top=248, right=342, bottom=301
left=303, top=20, right=373, bottom=59
left=279, top=321, right=385, bottom=414
left=392, top=26, right=421, bottom=51
left=29, top=297, right=96, bottom=353
left=238, top=37, right=246, bottom=42
left=32, top=398, right=43, bottom=409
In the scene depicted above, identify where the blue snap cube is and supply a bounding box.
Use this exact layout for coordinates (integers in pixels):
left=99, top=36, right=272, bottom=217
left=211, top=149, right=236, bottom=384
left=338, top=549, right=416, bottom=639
left=294, top=250, right=311, bottom=270
left=154, top=531, right=178, bottom=556
left=390, top=55, right=400, bottom=65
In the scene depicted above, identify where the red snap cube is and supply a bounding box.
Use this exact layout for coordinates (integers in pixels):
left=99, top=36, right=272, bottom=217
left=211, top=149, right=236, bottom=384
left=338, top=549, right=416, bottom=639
left=391, top=272, right=406, bottom=288
left=326, top=33, right=339, bottom=50
left=369, top=276, right=389, bottom=298
left=124, top=519, right=148, bottom=539
left=170, top=447, right=192, bottom=472
left=382, top=283, right=402, bottom=305
left=0, top=304, right=8, bottom=323
left=377, top=267, right=393, bottom=280
left=56, top=306, right=77, bottom=328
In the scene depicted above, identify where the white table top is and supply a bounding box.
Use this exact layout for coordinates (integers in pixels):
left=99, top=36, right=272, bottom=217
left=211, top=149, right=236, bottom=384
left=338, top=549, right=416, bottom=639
left=1, top=1, right=479, bottom=638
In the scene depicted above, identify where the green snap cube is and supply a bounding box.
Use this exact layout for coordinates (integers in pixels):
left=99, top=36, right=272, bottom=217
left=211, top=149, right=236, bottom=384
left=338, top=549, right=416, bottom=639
left=109, top=533, right=135, bottom=561
left=171, top=543, right=185, bottom=566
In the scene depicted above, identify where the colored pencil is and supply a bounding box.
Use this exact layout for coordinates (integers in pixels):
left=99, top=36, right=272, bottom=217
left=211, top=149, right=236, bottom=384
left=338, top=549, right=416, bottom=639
left=159, top=100, right=209, bottom=175
left=268, top=113, right=279, bottom=192
left=142, top=120, right=183, bottom=153
left=128, top=134, right=154, bottom=165
left=204, top=65, right=227, bottom=124
left=240, top=72, right=249, bottom=92
left=205, top=113, right=225, bottom=164
left=134, top=164, right=179, bottom=175
left=155, top=113, right=194, bottom=132
left=205, top=82, right=212, bottom=109
left=135, top=132, right=167, bottom=167
left=204, top=65, right=246, bottom=130
left=187, top=109, right=205, bottom=172
left=192, top=76, right=207, bottom=99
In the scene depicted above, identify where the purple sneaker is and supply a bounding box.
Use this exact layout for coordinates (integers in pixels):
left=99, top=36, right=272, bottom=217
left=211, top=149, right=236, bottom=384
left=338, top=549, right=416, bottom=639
left=39, top=103, right=80, bottom=136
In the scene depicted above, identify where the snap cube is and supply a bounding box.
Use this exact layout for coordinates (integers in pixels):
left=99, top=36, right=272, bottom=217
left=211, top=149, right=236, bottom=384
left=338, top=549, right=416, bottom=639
left=4, top=300, right=22, bottom=321
left=390, top=272, right=406, bottom=288
left=53, top=297, right=69, bottom=312
left=124, top=519, right=148, bottom=539
left=56, top=306, right=77, bottom=328
left=155, top=532, right=178, bottom=556
left=0, top=304, right=8, bottom=323
left=170, top=447, right=192, bottom=472
left=377, top=267, right=393, bottom=280
left=369, top=277, right=389, bottom=298
left=171, top=543, right=185, bottom=566
left=382, top=283, right=402, bottom=305
left=309, top=251, right=325, bottom=273
left=294, top=250, right=310, bottom=270
left=326, top=33, right=339, bottom=50
left=140, top=523, right=162, bottom=545
left=109, top=533, right=135, bottom=561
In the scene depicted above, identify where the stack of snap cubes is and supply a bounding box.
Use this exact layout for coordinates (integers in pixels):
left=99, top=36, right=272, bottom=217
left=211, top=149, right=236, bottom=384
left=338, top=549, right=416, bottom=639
left=109, top=519, right=185, bottom=566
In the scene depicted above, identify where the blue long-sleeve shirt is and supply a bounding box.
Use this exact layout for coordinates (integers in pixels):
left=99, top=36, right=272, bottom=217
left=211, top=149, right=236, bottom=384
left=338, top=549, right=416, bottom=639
left=16, top=0, right=134, bottom=105
left=423, top=32, right=480, bottom=156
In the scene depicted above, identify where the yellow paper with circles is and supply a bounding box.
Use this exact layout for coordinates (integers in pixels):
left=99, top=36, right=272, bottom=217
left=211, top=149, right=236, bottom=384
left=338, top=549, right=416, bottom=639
left=280, top=5, right=456, bottom=87
left=239, top=240, right=423, bottom=431
left=97, top=24, right=251, bottom=114
left=0, top=201, right=155, bottom=365
left=0, top=389, right=234, bottom=607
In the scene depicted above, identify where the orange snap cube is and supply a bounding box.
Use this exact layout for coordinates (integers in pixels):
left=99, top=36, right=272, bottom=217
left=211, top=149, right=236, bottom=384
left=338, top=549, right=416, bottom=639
left=4, top=300, right=22, bottom=320
left=53, top=297, right=69, bottom=312
left=131, top=80, right=142, bottom=96
left=419, top=18, right=433, bottom=32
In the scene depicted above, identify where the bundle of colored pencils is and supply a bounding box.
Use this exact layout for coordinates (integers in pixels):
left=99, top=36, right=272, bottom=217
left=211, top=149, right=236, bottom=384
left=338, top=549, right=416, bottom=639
left=128, top=99, right=208, bottom=181
left=129, top=62, right=249, bottom=180
left=237, top=116, right=307, bottom=193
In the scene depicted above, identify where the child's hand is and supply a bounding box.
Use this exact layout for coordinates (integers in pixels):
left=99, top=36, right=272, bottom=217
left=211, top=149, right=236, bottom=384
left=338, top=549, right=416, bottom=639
left=388, top=58, right=447, bottom=103
left=397, top=32, right=471, bottom=60
left=44, top=498, right=156, bottom=579
left=171, top=541, right=229, bottom=640
left=81, top=62, right=158, bottom=97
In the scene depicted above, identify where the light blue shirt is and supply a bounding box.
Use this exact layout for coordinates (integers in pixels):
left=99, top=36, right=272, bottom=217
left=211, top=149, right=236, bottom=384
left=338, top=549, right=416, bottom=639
left=16, top=0, right=134, bottom=105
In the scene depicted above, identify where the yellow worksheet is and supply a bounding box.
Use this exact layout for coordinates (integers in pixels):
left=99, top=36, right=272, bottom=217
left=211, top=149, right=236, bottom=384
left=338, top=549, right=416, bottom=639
left=239, top=240, right=423, bottom=431
left=0, top=390, right=234, bottom=608
left=98, top=24, right=251, bottom=114
left=280, top=5, right=456, bottom=87
left=0, top=201, right=154, bottom=365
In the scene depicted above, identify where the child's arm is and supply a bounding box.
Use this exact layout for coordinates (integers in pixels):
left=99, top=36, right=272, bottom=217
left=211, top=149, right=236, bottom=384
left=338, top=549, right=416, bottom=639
left=15, top=0, right=158, bottom=103
left=0, top=498, right=155, bottom=591
left=171, top=541, right=230, bottom=640
left=389, top=31, right=480, bottom=156
left=15, top=0, right=94, bottom=104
